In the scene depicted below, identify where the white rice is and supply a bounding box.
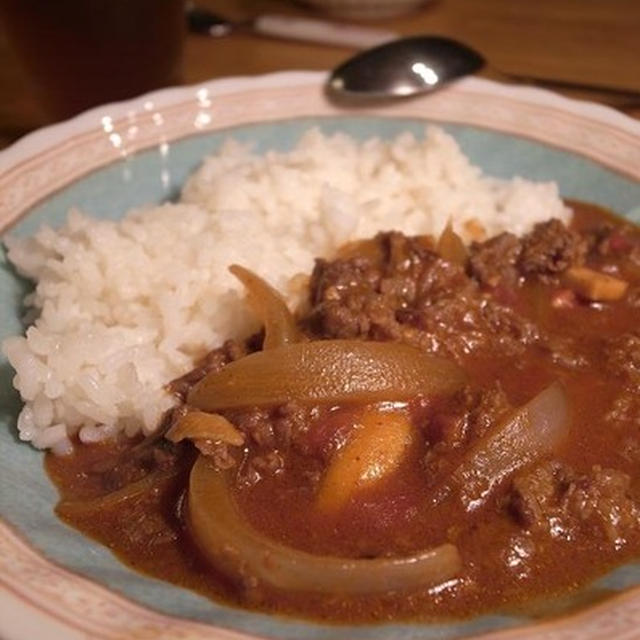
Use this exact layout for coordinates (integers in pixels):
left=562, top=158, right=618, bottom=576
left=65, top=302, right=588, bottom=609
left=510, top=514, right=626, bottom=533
left=2, top=126, right=570, bottom=453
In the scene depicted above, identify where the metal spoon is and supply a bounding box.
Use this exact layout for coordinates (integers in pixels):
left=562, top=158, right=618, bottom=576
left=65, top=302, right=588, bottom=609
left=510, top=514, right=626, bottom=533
left=186, top=4, right=397, bottom=49
left=328, top=35, right=640, bottom=103
left=328, top=36, right=485, bottom=99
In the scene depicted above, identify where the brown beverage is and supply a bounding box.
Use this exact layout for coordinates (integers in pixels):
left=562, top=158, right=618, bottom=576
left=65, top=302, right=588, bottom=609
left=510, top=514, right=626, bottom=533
left=0, top=0, right=185, bottom=120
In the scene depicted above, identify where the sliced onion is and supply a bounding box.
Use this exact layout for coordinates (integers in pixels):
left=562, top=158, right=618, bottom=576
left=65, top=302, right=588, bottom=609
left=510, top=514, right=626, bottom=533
left=450, top=382, right=570, bottom=511
left=188, top=455, right=461, bottom=594
left=166, top=411, right=244, bottom=446
left=188, top=340, right=465, bottom=411
left=57, top=469, right=179, bottom=516
left=230, top=264, right=301, bottom=349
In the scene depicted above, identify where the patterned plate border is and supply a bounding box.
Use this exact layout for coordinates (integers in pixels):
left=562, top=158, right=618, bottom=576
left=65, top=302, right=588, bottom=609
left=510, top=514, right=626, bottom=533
left=1, top=72, right=639, bottom=231
left=1, top=71, right=639, bottom=639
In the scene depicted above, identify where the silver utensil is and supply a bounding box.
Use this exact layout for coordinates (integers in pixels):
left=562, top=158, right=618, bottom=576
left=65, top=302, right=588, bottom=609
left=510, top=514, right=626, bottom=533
left=328, top=35, right=640, bottom=101
left=328, top=36, right=484, bottom=98
left=186, top=4, right=397, bottom=49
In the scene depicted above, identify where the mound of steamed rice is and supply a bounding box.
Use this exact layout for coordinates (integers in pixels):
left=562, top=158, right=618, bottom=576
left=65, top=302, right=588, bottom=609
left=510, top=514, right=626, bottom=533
left=2, top=127, right=569, bottom=454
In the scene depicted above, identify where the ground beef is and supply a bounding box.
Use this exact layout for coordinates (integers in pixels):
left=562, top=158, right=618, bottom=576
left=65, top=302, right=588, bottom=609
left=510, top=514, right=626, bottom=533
left=582, top=221, right=617, bottom=256
left=272, top=402, right=317, bottom=453
left=423, top=389, right=473, bottom=452
left=307, top=258, right=391, bottom=340
left=194, top=440, right=236, bottom=469
left=400, top=291, right=540, bottom=360
left=251, top=451, right=285, bottom=476
left=469, top=232, right=521, bottom=288
left=387, top=240, right=471, bottom=306
left=518, top=219, right=587, bottom=278
left=621, top=438, right=640, bottom=464
left=423, top=384, right=511, bottom=480
left=509, top=461, right=572, bottom=529
left=308, top=231, right=539, bottom=361
left=565, top=467, right=639, bottom=545
left=227, top=403, right=316, bottom=452
left=585, top=221, right=639, bottom=259
left=236, top=450, right=286, bottom=487
left=307, top=233, right=471, bottom=343
left=605, top=331, right=640, bottom=381
left=428, top=384, right=510, bottom=448
left=465, top=384, right=512, bottom=441
left=216, top=402, right=319, bottom=479
left=605, top=387, right=640, bottom=429
left=542, top=335, right=590, bottom=370
left=169, top=339, right=251, bottom=399
left=508, top=462, right=639, bottom=546
left=230, top=408, right=277, bottom=448
left=121, top=501, right=179, bottom=548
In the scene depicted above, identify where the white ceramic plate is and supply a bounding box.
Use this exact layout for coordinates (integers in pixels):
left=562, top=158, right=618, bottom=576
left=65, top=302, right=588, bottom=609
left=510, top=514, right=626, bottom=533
left=1, top=71, right=640, bottom=640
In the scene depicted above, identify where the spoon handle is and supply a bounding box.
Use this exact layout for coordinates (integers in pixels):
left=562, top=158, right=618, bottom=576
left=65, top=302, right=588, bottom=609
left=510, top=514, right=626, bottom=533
left=254, top=14, right=397, bottom=49
left=489, top=67, right=640, bottom=100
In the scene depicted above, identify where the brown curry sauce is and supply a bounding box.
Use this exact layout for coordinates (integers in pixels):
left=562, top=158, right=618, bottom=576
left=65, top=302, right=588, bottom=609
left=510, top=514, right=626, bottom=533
left=46, top=202, right=640, bottom=623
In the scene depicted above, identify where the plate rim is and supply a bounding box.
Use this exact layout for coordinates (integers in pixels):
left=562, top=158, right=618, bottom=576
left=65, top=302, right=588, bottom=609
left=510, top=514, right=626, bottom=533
left=1, top=71, right=639, bottom=235
left=1, top=70, right=639, bottom=173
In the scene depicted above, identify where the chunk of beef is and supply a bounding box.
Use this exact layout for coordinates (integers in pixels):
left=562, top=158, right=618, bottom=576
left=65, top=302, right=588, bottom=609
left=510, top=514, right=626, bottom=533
left=621, top=438, right=640, bottom=464
left=400, top=293, right=540, bottom=360
left=509, top=461, right=639, bottom=546
left=227, top=403, right=316, bottom=452
left=384, top=233, right=471, bottom=305
left=563, top=466, right=639, bottom=546
left=542, top=335, right=589, bottom=370
left=307, top=232, right=471, bottom=343
left=509, top=461, right=572, bottom=529
left=307, top=254, right=389, bottom=340
left=585, top=221, right=639, bottom=259
left=469, top=232, right=522, bottom=288
left=194, top=440, right=237, bottom=469
left=466, top=384, right=512, bottom=441
left=309, top=232, right=539, bottom=361
left=519, top=219, right=587, bottom=278
left=232, top=408, right=277, bottom=448
left=423, top=384, right=511, bottom=479
left=215, top=403, right=317, bottom=477
left=251, top=451, right=285, bottom=476
left=236, top=450, right=286, bottom=488
left=169, top=339, right=250, bottom=399
left=425, top=388, right=473, bottom=452
left=605, top=387, right=640, bottom=429
left=273, top=402, right=317, bottom=453
left=605, top=331, right=640, bottom=382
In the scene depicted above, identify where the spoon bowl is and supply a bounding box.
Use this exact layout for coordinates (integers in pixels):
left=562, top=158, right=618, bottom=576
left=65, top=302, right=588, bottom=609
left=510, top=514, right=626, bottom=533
left=328, top=36, right=485, bottom=99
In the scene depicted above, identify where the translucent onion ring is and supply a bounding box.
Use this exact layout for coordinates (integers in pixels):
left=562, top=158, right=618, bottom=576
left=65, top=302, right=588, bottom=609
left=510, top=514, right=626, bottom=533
left=451, top=382, right=570, bottom=511
left=166, top=410, right=245, bottom=446
left=188, top=340, right=465, bottom=411
left=188, top=455, right=462, bottom=595
left=229, top=264, right=301, bottom=349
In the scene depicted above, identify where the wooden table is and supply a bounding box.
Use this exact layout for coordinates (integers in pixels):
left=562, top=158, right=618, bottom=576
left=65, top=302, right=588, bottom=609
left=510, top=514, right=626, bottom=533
left=1, top=0, right=639, bottom=150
